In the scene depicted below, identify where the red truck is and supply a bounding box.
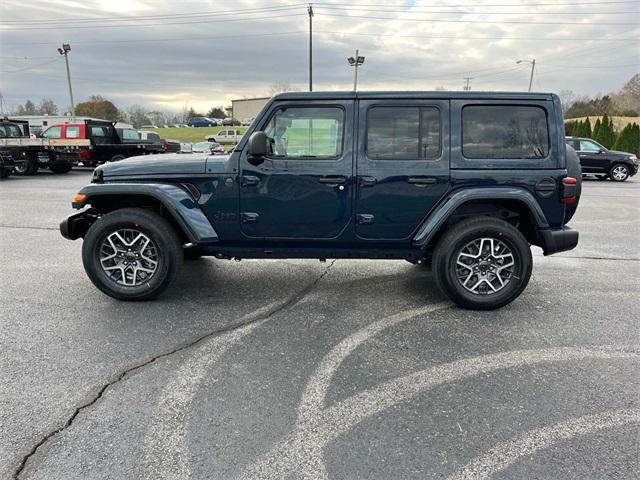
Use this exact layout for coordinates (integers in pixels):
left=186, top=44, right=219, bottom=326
left=38, top=120, right=164, bottom=169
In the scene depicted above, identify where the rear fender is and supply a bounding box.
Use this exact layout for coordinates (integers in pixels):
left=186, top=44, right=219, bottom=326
left=412, top=187, right=549, bottom=247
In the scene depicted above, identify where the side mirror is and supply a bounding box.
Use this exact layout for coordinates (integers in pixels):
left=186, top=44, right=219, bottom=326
left=598, top=148, right=605, bottom=154
left=247, top=131, right=268, bottom=165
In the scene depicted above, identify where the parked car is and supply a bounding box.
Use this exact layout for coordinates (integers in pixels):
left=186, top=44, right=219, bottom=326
left=205, top=129, right=244, bottom=145
left=565, top=136, right=638, bottom=182
left=177, top=141, right=192, bottom=153
left=61, top=91, right=581, bottom=310
left=222, top=117, right=241, bottom=126
left=140, top=124, right=158, bottom=129
left=241, top=117, right=254, bottom=126
left=187, top=117, right=216, bottom=127
left=192, top=141, right=224, bottom=154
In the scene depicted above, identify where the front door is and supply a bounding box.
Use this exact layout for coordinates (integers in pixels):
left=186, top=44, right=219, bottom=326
left=239, top=101, right=354, bottom=239
left=355, top=99, right=450, bottom=240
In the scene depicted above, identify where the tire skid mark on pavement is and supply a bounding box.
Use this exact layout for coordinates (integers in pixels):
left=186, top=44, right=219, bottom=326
left=298, top=303, right=450, bottom=421
left=15, top=260, right=336, bottom=480
left=446, top=408, right=640, bottom=480
left=140, top=260, right=337, bottom=480
left=240, top=345, right=638, bottom=479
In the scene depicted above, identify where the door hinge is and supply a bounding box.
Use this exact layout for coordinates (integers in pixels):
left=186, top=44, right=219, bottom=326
left=241, top=212, right=259, bottom=224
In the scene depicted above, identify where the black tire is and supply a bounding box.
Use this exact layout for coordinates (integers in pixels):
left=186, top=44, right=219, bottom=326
left=14, top=154, right=37, bottom=176
left=49, top=163, right=73, bottom=174
left=82, top=208, right=183, bottom=301
left=432, top=217, right=533, bottom=310
left=0, top=167, right=10, bottom=179
left=609, top=163, right=630, bottom=182
left=564, top=145, right=582, bottom=223
left=110, top=154, right=126, bottom=162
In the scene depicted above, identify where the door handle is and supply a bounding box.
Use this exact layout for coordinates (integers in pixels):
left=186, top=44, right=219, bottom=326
left=318, top=176, right=346, bottom=186
left=407, top=176, right=437, bottom=185
left=241, top=175, right=260, bottom=187
left=359, top=176, right=377, bottom=187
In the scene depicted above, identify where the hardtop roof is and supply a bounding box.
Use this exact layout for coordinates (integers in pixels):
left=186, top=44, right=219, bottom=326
left=273, top=91, right=555, bottom=101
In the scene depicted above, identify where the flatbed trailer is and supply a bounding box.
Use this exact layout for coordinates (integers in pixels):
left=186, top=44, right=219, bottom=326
left=1, top=118, right=88, bottom=175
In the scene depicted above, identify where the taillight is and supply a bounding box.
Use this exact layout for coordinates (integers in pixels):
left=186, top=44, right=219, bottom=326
left=79, top=150, right=92, bottom=160
left=561, top=177, right=577, bottom=204
left=162, top=142, right=168, bottom=151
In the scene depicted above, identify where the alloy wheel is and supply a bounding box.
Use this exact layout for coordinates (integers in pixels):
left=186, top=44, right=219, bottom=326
left=99, top=229, right=158, bottom=286
left=455, top=237, right=515, bottom=295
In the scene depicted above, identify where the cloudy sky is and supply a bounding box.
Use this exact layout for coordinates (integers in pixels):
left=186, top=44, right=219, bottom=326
left=0, top=0, right=638, bottom=114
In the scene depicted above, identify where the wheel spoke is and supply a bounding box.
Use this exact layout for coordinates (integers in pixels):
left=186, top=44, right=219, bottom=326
left=455, top=236, right=515, bottom=296
left=99, top=228, right=158, bottom=287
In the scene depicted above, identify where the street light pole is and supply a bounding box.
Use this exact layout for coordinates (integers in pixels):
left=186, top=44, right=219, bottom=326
left=516, top=58, right=536, bottom=92
left=58, top=43, right=75, bottom=121
left=308, top=4, right=314, bottom=92
left=347, top=49, right=365, bottom=91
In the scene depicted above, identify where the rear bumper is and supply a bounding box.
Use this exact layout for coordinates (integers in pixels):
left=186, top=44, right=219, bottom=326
left=538, top=226, right=579, bottom=255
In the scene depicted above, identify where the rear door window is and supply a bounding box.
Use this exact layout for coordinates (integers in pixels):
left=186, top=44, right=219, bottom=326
left=462, top=105, right=549, bottom=159
left=366, top=106, right=441, bottom=160
left=66, top=126, right=80, bottom=138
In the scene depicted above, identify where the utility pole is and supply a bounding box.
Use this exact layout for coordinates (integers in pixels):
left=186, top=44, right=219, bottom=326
left=347, top=50, right=365, bottom=91
left=58, top=43, right=75, bottom=121
left=516, top=58, right=536, bottom=92
left=308, top=4, right=314, bottom=92
left=463, top=77, right=473, bottom=91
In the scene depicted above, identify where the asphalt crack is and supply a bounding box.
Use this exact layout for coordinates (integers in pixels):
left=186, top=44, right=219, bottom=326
left=13, top=259, right=337, bottom=479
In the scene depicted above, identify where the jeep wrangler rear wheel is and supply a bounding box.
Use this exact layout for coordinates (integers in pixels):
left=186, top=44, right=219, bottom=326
left=82, top=208, right=183, bottom=300
left=433, top=217, right=532, bottom=310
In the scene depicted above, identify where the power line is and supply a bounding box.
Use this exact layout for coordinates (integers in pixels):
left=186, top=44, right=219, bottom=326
left=316, top=5, right=639, bottom=15
left=1, top=31, right=306, bottom=46
left=0, top=58, right=60, bottom=74
left=314, top=0, right=640, bottom=6
left=314, top=29, right=639, bottom=42
left=318, top=12, right=639, bottom=26
left=0, top=4, right=308, bottom=24
left=0, top=12, right=306, bottom=30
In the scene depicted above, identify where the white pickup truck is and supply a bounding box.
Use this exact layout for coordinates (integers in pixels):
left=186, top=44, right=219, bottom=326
left=205, top=129, right=244, bottom=145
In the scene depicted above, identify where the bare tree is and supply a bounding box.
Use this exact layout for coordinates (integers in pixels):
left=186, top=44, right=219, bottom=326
left=559, top=90, right=576, bottom=113
left=269, top=81, right=297, bottom=96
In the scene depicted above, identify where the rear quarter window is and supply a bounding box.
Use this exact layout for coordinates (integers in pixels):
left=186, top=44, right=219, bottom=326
left=462, top=105, right=549, bottom=159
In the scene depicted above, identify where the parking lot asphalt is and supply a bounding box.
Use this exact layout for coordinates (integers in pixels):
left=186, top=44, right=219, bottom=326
left=0, top=169, right=638, bottom=479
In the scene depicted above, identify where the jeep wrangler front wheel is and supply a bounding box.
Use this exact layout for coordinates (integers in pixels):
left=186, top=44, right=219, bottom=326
left=433, top=217, right=532, bottom=310
left=82, top=208, right=183, bottom=300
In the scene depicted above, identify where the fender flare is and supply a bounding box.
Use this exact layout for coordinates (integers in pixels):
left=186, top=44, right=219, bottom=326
left=73, top=183, right=219, bottom=243
left=412, top=187, right=549, bottom=247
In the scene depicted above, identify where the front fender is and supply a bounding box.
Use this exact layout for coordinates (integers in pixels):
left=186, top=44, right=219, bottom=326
left=412, top=187, right=549, bottom=247
left=72, top=183, right=219, bottom=243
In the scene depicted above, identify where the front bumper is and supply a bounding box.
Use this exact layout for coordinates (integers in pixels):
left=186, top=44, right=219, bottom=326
left=60, top=210, right=95, bottom=240
left=539, top=226, right=579, bottom=255
left=630, top=162, right=638, bottom=177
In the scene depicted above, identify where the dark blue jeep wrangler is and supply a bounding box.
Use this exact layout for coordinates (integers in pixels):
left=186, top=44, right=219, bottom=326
left=61, top=92, right=581, bottom=310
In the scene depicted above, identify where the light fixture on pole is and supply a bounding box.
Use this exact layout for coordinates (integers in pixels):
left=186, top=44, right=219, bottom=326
left=58, top=43, right=76, bottom=121
left=347, top=49, right=365, bottom=91
left=516, top=58, right=536, bottom=92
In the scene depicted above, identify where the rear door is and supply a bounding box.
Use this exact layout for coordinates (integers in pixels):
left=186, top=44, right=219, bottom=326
left=577, top=139, right=606, bottom=173
left=355, top=99, right=450, bottom=240
left=239, top=100, right=354, bottom=239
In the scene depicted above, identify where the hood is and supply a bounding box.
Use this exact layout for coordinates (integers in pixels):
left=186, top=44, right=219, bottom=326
left=608, top=150, right=635, bottom=158
left=98, top=153, right=209, bottom=177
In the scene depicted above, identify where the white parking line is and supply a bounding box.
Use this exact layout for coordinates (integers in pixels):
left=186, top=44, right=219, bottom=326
left=447, top=408, right=640, bottom=480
